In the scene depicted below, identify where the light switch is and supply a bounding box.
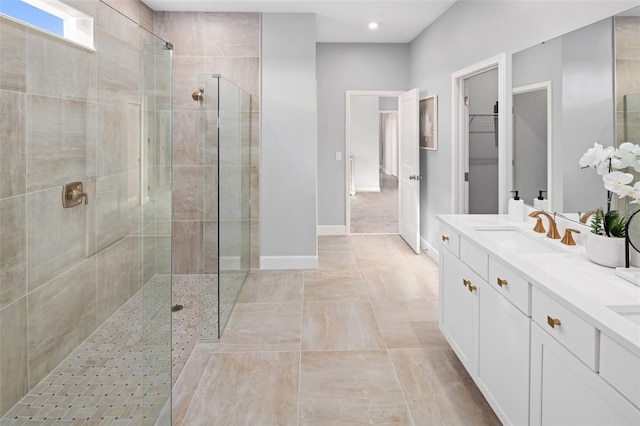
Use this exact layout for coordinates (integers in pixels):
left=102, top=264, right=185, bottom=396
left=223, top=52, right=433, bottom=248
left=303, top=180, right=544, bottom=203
left=335, top=151, right=342, bottom=161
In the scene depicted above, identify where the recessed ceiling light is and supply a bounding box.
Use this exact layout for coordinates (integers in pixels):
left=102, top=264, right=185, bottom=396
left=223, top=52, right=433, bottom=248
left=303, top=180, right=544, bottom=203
left=368, top=22, right=379, bottom=30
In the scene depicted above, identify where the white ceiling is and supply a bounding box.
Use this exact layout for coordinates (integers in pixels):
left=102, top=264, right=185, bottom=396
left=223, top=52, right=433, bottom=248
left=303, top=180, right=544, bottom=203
left=141, top=0, right=458, bottom=43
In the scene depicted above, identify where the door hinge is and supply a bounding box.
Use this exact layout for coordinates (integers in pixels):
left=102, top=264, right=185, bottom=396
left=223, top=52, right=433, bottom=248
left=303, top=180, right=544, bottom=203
left=464, top=96, right=470, bottom=106
left=464, top=172, right=470, bottom=182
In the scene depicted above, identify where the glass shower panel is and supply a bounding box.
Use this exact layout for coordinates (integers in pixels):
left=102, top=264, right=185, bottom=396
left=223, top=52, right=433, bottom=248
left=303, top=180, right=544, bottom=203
left=140, top=35, right=173, bottom=424
left=217, top=76, right=252, bottom=338
left=196, top=74, right=251, bottom=341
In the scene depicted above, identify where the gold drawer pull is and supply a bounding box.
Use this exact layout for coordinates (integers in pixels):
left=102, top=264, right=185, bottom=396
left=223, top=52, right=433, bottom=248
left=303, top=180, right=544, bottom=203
left=463, top=279, right=471, bottom=287
left=547, top=316, right=561, bottom=329
left=467, top=283, right=477, bottom=293
left=497, top=277, right=508, bottom=287
left=442, top=235, right=450, bottom=242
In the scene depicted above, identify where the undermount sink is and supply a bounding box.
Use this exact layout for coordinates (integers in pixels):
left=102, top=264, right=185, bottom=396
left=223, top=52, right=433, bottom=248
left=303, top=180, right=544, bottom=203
left=474, top=226, right=567, bottom=254
left=607, top=305, right=640, bottom=327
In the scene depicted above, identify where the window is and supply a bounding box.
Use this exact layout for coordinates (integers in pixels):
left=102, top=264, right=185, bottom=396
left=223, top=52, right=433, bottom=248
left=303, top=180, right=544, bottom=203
left=0, top=0, right=94, bottom=50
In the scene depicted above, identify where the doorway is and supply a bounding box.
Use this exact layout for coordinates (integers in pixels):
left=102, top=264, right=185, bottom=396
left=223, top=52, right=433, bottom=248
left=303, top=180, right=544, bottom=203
left=346, top=91, right=403, bottom=234
left=451, top=54, right=507, bottom=214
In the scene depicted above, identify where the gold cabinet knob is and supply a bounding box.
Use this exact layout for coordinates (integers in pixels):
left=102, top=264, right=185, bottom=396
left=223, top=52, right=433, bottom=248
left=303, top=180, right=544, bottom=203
left=547, top=316, right=561, bottom=328
left=442, top=235, right=450, bottom=242
left=497, top=278, right=508, bottom=287
left=463, top=279, right=471, bottom=287
left=467, top=283, right=477, bottom=293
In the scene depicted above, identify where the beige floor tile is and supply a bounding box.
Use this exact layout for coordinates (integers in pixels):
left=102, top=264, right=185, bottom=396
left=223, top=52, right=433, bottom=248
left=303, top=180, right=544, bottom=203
left=184, top=351, right=299, bottom=426
left=389, top=348, right=501, bottom=426
left=236, top=270, right=304, bottom=303
left=363, top=269, right=431, bottom=303
left=299, top=350, right=411, bottom=425
left=302, top=302, right=385, bottom=351
left=373, top=300, right=448, bottom=349
left=215, top=303, right=302, bottom=352
left=172, top=347, right=211, bottom=425
left=317, top=235, right=351, bottom=251
left=317, top=249, right=359, bottom=272
left=303, top=270, right=368, bottom=303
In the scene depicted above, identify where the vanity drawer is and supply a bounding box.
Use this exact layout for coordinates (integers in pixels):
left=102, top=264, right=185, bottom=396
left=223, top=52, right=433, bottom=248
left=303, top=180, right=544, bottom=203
left=531, top=286, right=598, bottom=371
left=488, top=256, right=530, bottom=316
left=600, top=334, right=640, bottom=409
left=460, top=237, right=488, bottom=281
left=439, top=223, right=460, bottom=257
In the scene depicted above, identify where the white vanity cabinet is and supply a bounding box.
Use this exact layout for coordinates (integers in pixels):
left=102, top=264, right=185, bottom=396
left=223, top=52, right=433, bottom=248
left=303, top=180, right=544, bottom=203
left=440, top=232, right=531, bottom=425
left=438, top=215, right=640, bottom=426
left=530, top=287, right=640, bottom=425
left=530, top=323, right=640, bottom=425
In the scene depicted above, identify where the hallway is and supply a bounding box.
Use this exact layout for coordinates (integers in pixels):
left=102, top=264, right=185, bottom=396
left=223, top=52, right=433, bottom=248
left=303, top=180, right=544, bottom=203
left=350, top=172, right=399, bottom=234
left=173, top=234, right=500, bottom=425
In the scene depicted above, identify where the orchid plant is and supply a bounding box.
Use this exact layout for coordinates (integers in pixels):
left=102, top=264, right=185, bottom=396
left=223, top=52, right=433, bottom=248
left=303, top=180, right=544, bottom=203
left=579, top=142, right=640, bottom=237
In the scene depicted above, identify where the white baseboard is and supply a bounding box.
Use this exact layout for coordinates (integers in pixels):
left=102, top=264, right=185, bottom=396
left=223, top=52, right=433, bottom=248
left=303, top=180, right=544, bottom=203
left=318, top=225, right=347, bottom=236
left=354, top=187, right=381, bottom=193
left=260, top=255, right=318, bottom=270
left=421, top=237, right=439, bottom=264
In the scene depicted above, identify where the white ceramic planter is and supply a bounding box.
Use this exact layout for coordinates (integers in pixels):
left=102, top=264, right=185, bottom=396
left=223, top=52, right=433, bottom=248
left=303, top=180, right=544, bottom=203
left=586, top=232, right=625, bottom=268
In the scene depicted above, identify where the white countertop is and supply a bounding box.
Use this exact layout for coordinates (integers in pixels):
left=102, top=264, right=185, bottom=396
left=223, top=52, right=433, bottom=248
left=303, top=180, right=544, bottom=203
left=437, top=214, right=640, bottom=357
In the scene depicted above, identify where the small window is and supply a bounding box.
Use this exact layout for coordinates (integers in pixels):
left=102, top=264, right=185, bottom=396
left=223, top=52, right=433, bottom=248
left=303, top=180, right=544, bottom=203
left=0, top=0, right=94, bottom=50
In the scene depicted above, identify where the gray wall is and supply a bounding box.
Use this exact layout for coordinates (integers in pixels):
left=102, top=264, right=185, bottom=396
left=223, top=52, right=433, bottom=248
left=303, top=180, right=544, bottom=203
left=261, top=13, right=318, bottom=265
left=350, top=95, right=381, bottom=190
left=317, top=43, right=410, bottom=226
left=409, top=0, right=638, bottom=253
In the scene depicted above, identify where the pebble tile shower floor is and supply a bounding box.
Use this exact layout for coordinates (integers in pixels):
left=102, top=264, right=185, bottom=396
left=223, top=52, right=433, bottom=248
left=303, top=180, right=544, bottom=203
left=1, top=275, right=215, bottom=425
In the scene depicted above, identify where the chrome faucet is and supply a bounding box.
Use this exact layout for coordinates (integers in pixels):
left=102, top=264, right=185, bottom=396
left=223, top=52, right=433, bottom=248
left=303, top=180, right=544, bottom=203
left=529, top=210, right=561, bottom=239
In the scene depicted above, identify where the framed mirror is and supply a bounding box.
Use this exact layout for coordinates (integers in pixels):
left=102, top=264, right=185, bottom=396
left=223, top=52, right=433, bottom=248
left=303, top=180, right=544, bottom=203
left=510, top=5, right=640, bottom=220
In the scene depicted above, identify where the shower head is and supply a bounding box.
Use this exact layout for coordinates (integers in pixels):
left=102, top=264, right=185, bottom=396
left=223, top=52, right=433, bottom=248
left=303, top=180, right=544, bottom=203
left=192, top=88, right=204, bottom=102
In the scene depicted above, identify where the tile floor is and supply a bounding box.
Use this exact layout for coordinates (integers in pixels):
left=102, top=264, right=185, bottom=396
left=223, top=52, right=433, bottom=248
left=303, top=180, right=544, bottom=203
left=1, top=275, right=173, bottom=425
left=350, top=172, right=399, bottom=234
left=173, top=234, right=501, bottom=425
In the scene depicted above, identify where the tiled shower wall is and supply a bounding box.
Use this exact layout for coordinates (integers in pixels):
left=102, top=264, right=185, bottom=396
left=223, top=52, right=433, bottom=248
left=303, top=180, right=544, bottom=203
left=153, top=12, right=261, bottom=274
left=0, top=0, right=170, bottom=416
left=615, top=15, right=640, bottom=144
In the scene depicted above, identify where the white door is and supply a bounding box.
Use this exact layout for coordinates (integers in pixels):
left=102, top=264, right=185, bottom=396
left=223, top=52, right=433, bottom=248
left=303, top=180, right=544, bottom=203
left=398, top=88, right=420, bottom=253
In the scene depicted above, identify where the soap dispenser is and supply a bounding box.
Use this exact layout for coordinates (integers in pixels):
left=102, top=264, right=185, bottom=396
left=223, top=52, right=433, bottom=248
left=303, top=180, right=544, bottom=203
left=508, top=190, right=524, bottom=222
left=533, top=190, right=549, bottom=211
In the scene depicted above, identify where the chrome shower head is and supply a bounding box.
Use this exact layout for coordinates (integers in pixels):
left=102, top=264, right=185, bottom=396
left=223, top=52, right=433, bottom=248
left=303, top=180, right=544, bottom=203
left=192, top=88, right=204, bottom=102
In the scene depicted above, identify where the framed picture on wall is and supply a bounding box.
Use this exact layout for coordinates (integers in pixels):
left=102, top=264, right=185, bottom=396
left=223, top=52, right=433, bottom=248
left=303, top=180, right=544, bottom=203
left=420, top=95, right=437, bottom=150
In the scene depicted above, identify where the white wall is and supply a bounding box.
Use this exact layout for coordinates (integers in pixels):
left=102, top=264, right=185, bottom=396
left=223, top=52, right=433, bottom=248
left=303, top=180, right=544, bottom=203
left=350, top=95, right=381, bottom=191
left=261, top=13, right=318, bottom=269
left=316, top=43, right=410, bottom=226
left=409, top=0, right=639, bottom=253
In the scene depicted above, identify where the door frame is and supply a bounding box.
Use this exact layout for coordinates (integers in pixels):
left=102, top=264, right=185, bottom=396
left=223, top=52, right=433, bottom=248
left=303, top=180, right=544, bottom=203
left=345, top=90, right=404, bottom=234
left=451, top=53, right=508, bottom=214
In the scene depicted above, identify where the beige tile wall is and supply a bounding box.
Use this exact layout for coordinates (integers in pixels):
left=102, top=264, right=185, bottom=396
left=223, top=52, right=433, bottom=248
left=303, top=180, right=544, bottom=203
left=154, top=11, right=261, bottom=273
left=615, top=16, right=640, bottom=143
left=0, top=0, right=169, bottom=416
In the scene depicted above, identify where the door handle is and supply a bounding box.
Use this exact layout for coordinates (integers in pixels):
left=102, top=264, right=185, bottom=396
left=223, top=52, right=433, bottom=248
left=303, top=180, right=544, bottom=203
left=409, top=175, right=422, bottom=181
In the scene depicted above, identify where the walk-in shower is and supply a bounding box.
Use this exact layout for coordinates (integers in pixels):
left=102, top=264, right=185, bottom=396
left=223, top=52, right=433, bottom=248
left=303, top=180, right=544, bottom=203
left=0, top=2, right=173, bottom=423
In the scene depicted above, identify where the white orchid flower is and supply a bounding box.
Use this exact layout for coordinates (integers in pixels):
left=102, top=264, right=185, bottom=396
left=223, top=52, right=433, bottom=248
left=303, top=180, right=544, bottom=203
left=579, top=143, right=615, bottom=175
left=613, top=142, right=640, bottom=172
left=629, top=182, right=640, bottom=204
left=603, top=171, right=635, bottom=196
